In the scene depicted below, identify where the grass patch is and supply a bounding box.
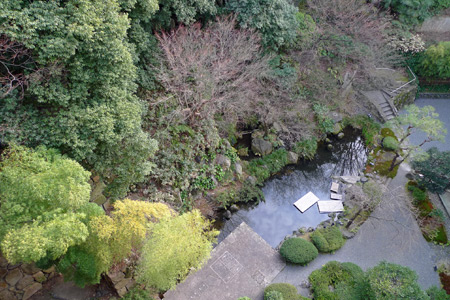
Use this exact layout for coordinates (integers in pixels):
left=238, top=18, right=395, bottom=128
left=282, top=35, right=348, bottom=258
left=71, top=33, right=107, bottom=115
left=247, top=149, right=289, bottom=183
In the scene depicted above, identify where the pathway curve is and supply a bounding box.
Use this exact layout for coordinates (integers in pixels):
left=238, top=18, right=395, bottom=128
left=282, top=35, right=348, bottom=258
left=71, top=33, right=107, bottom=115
left=272, top=163, right=440, bottom=298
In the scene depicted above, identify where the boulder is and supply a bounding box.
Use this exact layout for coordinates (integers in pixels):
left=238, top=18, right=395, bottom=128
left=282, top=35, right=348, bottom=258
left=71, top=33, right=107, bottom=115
left=108, top=271, right=125, bottom=284
left=5, top=268, right=22, bottom=286
left=234, top=163, right=243, bottom=176
left=0, top=289, right=15, bottom=300
left=341, top=229, right=356, bottom=239
left=224, top=210, right=232, bottom=220
left=32, top=271, right=46, bottom=283
left=360, top=176, right=368, bottom=183
left=237, top=148, right=249, bottom=157
left=16, top=275, right=34, bottom=290
left=287, top=151, right=298, bottom=164
left=327, top=144, right=333, bottom=151
left=22, top=282, right=42, bottom=300
left=337, top=132, right=345, bottom=139
left=0, top=257, right=8, bottom=268
left=215, top=154, right=231, bottom=170
left=246, top=176, right=257, bottom=186
left=21, top=263, right=40, bottom=275
left=251, top=138, right=273, bottom=156
left=230, top=205, right=239, bottom=213
left=0, top=281, right=7, bottom=292
left=340, top=176, right=360, bottom=184
left=114, top=278, right=131, bottom=291
left=328, top=111, right=343, bottom=123
left=272, top=122, right=282, bottom=133
left=332, top=122, right=342, bottom=135
left=0, top=269, right=6, bottom=280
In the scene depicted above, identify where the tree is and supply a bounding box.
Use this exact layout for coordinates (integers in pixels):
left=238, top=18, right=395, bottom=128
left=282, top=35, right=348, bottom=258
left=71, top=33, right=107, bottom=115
left=136, top=209, right=218, bottom=291
left=388, top=105, right=446, bottom=171
left=0, top=0, right=158, bottom=198
left=57, top=199, right=173, bottom=287
left=154, top=16, right=276, bottom=126
left=225, top=0, right=299, bottom=51
left=383, top=0, right=433, bottom=26
left=0, top=145, right=100, bottom=263
left=364, top=261, right=428, bottom=300
left=412, top=147, right=450, bottom=194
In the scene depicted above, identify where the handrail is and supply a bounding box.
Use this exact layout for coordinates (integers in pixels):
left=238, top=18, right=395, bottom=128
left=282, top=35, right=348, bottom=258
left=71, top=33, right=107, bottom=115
left=391, top=65, right=417, bottom=94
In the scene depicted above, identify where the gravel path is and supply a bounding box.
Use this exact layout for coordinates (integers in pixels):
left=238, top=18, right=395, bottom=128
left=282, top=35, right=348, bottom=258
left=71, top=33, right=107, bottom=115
left=272, top=163, right=441, bottom=298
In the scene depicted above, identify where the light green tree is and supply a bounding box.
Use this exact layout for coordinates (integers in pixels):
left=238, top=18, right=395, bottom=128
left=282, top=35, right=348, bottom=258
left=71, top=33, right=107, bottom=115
left=388, top=105, right=446, bottom=171
left=0, top=145, right=100, bottom=263
left=136, top=209, right=219, bottom=291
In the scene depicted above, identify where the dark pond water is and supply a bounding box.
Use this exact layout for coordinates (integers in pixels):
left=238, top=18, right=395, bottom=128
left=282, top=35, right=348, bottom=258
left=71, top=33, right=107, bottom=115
left=404, top=98, right=450, bottom=152
left=217, top=128, right=368, bottom=247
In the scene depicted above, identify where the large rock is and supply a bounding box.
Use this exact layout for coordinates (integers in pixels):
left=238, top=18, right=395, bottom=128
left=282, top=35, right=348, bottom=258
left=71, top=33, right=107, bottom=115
left=215, top=154, right=231, bottom=170
left=246, top=176, right=257, bottom=186
left=251, top=138, right=273, bottom=156
left=17, top=275, right=34, bottom=290
left=5, top=268, right=22, bottom=286
left=234, top=163, right=243, bottom=176
left=0, top=289, right=15, bottom=300
left=0, top=280, right=7, bottom=292
left=32, top=271, right=46, bottom=283
left=23, top=282, right=42, bottom=300
left=0, top=257, right=8, bottom=268
left=21, top=263, right=40, bottom=275
left=0, top=268, right=6, bottom=280
left=287, top=151, right=298, bottom=164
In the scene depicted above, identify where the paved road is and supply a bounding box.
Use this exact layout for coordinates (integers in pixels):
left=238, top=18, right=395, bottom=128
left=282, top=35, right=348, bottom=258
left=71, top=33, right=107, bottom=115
left=272, top=163, right=440, bottom=298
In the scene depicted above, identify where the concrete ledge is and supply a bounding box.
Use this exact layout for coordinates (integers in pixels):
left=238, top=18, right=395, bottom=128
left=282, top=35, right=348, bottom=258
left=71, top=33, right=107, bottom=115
left=164, top=222, right=286, bottom=300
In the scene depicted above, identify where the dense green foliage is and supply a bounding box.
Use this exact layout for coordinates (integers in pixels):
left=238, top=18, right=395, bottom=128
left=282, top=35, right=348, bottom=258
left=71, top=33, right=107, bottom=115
left=279, top=238, right=318, bottom=265
left=420, top=42, right=450, bottom=79
left=310, top=261, right=433, bottom=300
left=364, top=261, right=428, bottom=300
left=342, top=116, right=381, bottom=147
left=412, top=147, right=450, bottom=194
left=122, top=287, right=155, bottom=300
left=382, top=136, right=400, bottom=151
left=136, top=210, right=218, bottom=291
left=310, top=226, right=345, bottom=253
left=293, top=137, right=318, bottom=160
left=264, top=283, right=308, bottom=300
left=383, top=0, right=433, bottom=26
left=0, top=0, right=157, bottom=198
left=0, top=145, right=96, bottom=263
left=237, top=297, right=252, bottom=300
left=427, top=286, right=450, bottom=300
left=265, top=291, right=284, bottom=300
left=225, top=0, right=299, bottom=51
left=309, top=261, right=364, bottom=300
left=248, top=149, right=289, bottom=183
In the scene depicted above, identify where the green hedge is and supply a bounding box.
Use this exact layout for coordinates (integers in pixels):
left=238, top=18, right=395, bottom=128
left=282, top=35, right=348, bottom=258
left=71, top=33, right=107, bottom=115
left=279, top=238, right=318, bottom=265
left=309, top=261, right=364, bottom=300
left=265, top=291, right=284, bottom=300
left=264, top=283, right=309, bottom=300
left=310, top=226, right=345, bottom=253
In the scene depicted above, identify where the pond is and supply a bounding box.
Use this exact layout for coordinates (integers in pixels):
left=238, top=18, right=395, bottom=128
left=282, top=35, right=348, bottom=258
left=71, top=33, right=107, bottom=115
left=217, top=128, right=368, bottom=247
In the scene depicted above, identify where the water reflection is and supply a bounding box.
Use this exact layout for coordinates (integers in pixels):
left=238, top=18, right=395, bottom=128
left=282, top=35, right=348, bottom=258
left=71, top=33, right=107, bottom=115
left=217, top=129, right=368, bottom=247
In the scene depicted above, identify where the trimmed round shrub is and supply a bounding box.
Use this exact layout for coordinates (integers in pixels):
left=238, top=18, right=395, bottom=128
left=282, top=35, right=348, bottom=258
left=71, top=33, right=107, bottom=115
left=382, top=136, right=399, bottom=151
left=309, top=261, right=364, bottom=300
left=381, top=127, right=397, bottom=139
left=264, top=283, right=297, bottom=300
left=279, top=238, right=318, bottom=265
left=265, top=290, right=284, bottom=300
left=310, top=226, right=345, bottom=253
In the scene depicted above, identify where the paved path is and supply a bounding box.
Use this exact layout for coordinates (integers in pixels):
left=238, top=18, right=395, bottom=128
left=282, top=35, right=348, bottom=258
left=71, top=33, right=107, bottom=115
left=273, top=163, right=440, bottom=298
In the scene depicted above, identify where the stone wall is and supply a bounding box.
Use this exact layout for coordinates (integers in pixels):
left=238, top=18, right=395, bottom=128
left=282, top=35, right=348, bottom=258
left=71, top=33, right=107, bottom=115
left=0, top=256, right=57, bottom=300
left=393, top=85, right=417, bottom=109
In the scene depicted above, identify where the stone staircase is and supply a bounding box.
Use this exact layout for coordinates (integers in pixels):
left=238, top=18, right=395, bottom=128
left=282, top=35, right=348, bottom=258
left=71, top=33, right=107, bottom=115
left=363, top=89, right=399, bottom=122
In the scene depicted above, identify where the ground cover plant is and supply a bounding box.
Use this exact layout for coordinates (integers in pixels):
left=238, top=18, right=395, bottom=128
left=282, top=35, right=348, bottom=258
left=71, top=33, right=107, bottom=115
left=407, top=181, right=448, bottom=244
left=264, top=283, right=309, bottom=300
left=310, top=226, right=345, bottom=253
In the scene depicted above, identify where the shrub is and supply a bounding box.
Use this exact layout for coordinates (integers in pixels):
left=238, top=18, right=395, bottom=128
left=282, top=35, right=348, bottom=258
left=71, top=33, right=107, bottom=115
left=310, top=226, right=345, bottom=253
left=420, top=42, right=450, bottom=79
left=342, top=116, right=381, bottom=147
left=238, top=297, right=252, bottom=300
left=279, top=238, right=318, bottom=265
left=309, top=261, right=364, bottom=300
left=264, top=283, right=300, bottom=300
left=226, top=0, right=299, bottom=51
left=383, top=0, right=433, bottom=26
left=380, top=128, right=397, bottom=139
left=248, top=149, right=289, bottom=183
left=426, top=286, right=450, bottom=300
left=265, top=291, right=284, bottom=300
left=382, top=136, right=399, bottom=151
left=412, top=147, right=450, bottom=194
left=410, top=186, right=427, bottom=204
left=120, top=287, right=155, bottom=300
left=293, top=137, right=318, bottom=160
left=365, top=261, right=428, bottom=300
